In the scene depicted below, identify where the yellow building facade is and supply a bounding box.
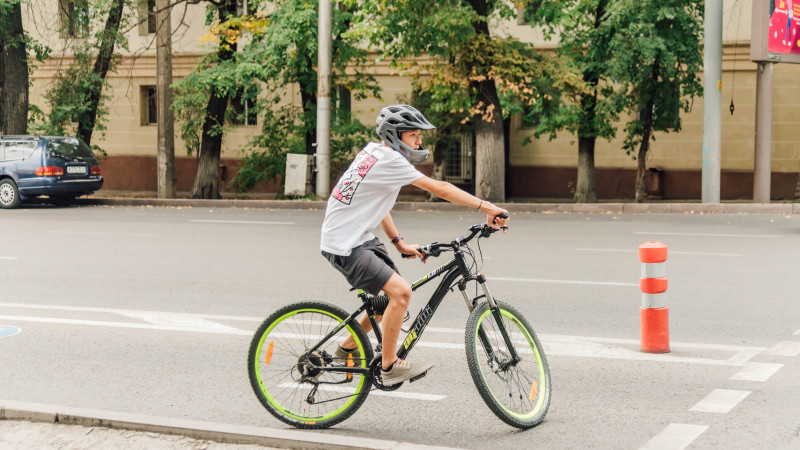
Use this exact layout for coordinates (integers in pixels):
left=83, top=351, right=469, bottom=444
left=22, top=0, right=800, bottom=200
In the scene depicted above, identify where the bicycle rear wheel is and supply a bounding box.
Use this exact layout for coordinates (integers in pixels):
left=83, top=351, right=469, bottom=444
left=248, top=301, right=374, bottom=429
left=465, top=300, right=551, bottom=429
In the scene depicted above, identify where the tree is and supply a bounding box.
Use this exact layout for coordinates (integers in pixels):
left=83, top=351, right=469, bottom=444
left=525, top=0, right=621, bottom=203
left=354, top=0, right=577, bottom=203
left=606, top=0, right=703, bottom=202
left=174, top=0, right=379, bottom=197
left=0, top=0, right=29, bottom=135
left=33, top=0, right=129, bottom=153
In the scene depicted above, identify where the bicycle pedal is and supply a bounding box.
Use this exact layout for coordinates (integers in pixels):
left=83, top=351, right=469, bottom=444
left=409, top=371, right=428, bottom=383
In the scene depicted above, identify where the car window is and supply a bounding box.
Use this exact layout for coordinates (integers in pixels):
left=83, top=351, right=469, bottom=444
left=46, top=138, right=94, bottom=159
left=2, top=141, right=37, bottom=161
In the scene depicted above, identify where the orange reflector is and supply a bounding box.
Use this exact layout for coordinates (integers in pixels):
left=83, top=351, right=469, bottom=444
left=265, top=341, right=274, bottom=365
left=346, top=353, right=353, bottom=381
left=529, top=381, right=538, bottom=401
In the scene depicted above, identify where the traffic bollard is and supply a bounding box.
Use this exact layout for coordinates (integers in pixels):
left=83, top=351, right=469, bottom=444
left=639, top=241, right=669, bottom=353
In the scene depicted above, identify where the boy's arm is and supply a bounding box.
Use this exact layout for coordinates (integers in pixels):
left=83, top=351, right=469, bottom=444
left=411, top=176, right=509, bottom=228
left=380, top=213, right=423, bottom=258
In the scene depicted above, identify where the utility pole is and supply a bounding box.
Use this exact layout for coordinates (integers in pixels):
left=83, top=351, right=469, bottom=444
left=753, top=62, right=774, bottom=203
left=315, top=0, right=332, bottom=199
left=156, top=0, right=176, bottom=198
left=701, top=0, right=722, bottom=203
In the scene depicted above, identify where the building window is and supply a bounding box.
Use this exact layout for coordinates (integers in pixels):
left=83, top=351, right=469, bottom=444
left=138, top=0, right=157, bottom=35
left=230, top=93, right=257, bottom=126
left=60, top=0, right=89, bottom=38
left=141, top=86, right=157, bottom=125
left=333, top=84, right=351, bottom=124
left=444, top=134, right=474, bottom=185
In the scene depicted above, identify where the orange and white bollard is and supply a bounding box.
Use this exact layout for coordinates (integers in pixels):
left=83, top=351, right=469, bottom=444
left=639, top=241, right=669, bottom=353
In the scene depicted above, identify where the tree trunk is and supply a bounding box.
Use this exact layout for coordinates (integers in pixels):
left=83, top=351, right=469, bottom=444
left=156, top=0, right=175, bottom=198
left=635, top=62, right=659, bottom=203
left=467, top=0, right=505, bottom=202
left=0, top=1, right=29, bottom=135
left=301, top=81, right=317, bottom=156
left=75, top=0, right=125, bottom=146
left=576, top=137, right=597, bottom=202
left=191, top=0, right=237, bottom=199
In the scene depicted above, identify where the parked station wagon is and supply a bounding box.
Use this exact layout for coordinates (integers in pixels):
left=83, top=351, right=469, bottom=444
left=0, top=136, right=104, bottom=208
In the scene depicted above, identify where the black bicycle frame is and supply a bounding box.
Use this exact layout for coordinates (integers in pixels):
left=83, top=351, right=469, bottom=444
left=307, top=245, right=519, bottom=377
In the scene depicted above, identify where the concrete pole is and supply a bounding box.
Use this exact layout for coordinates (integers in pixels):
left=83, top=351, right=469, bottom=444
left=156, top=0, right=175, bottom=198
left=701, top=0, right=722, bottom=203
left=753, top=62, right=774, bottom=203
left=315, top=0, right=332, bottom=199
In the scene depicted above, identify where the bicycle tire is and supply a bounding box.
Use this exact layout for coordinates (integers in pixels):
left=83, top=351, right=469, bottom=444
left=465, top=300, right=551, bottom=429
left=248, top=301, right=374, bottom=429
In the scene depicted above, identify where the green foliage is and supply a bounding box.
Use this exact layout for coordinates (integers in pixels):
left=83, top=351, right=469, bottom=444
left=29, top=0, right=131, bottom=155
left=174, top=0, right=380, bottom=193
left=605, top=0, right=704, bottom=157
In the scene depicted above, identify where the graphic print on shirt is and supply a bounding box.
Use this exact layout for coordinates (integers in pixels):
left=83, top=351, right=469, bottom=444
left=331, top=150, right=378, bottom=205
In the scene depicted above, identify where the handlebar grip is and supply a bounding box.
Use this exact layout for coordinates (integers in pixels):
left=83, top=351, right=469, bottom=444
left=401, top=253, right=414, bottom=259
left=493, top=211, right=509, bottom=225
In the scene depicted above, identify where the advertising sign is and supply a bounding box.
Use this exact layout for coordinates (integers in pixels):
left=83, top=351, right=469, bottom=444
left=752, top=0, right=800, bottom=63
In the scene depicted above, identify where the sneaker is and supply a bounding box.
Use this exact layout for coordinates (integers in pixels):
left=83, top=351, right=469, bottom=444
left=381, top=359, right=435, bottom=386
left=333, top=345, right=361, bottom=363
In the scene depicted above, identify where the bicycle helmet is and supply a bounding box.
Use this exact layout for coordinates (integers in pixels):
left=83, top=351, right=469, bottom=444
left=375, top=104, right=436, bottom=163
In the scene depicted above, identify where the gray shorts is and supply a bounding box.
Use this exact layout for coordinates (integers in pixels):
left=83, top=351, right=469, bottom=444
left=322, top=237, right=400, bottom=296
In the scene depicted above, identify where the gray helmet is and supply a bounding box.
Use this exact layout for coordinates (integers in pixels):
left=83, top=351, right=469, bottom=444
left=376, top=104, right=436, bottom=163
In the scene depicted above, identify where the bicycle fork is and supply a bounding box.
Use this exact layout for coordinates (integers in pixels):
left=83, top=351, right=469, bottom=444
left=460, top=275, right=521, bottom=369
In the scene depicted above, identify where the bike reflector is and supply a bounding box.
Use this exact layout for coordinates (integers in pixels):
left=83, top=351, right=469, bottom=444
left=265, top=341, right=274, bottom=365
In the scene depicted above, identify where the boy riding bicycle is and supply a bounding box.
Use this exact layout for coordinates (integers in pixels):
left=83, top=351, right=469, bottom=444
left=320, top=104, right=509, bottom=386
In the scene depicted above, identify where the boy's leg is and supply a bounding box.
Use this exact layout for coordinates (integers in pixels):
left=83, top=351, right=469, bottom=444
left=380, top=273, right=412, bottom=369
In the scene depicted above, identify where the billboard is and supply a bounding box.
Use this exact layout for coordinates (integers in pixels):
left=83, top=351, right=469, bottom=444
left=752, top=0, right=800, bottom=63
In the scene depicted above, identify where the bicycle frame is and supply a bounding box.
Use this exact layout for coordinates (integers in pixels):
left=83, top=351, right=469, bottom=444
left=306, top=240, right=520, bottom=378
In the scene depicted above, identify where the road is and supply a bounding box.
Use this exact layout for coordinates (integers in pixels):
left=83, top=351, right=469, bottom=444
left=1, top=204, right=799, bottom=449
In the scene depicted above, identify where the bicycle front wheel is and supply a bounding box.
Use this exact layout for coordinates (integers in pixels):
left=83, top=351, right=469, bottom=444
left=248, top=301, right=374, bottom=429
left=465, top=300, right=551, bottom=429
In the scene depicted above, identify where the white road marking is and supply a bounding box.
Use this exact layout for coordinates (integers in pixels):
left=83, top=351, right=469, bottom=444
left=729, top=362, right=784, bottom=382
left=49, top=231, right=155, bottom=236
left=794, top=329, right=800, bottom=337
left=0, top=304, right=767, bottom=367
left=634, top=231, right=780, bottom=239
left=0, top=257, right=18, bottom=260
left=765, top=341, right=800, bottom=356
left=688, top=389, right=751, bottom=413
left=277, top=383, right=445, bottom=402
left=577, top=248, right=741, bottom=257
left=489, top=277, right=636, bottom=287
left=190, top=220, right=294, bottom=225
left=639, top=423, right=709, bottom=450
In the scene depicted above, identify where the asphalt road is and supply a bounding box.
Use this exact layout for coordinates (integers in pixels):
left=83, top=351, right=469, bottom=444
left=1, top=204, right=799, bottom=449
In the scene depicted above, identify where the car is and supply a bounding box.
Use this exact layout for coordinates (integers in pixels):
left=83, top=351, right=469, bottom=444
left=0, top=135, right=104, bottom=209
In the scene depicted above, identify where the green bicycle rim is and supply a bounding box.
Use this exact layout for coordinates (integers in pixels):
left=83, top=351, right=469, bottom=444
left=474, top=308, right=547, bottom=420
left=253, top=308, right=368, bottom=422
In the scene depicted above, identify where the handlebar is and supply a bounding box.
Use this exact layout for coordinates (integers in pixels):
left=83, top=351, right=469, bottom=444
left=401, top=212, right=508, bottom=260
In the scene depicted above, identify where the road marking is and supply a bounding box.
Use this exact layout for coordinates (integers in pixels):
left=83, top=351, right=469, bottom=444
left=765, top=341, right=800, bottom=356
left=639, top=423, right=709, bottom=450
left=0, top=257, right=18, bottom=260
left=729, top=362, right=784, bottom=382
left=577, top=248, right=741, bottom=257
left=489, top=277, right=636, bottom=287
left=689, top=389, right=751, bottom=413
left=0, top=304, right=767, bottom=367
left=0, top=325, right=21, bottom=339
left=50, top=230, right=155, bottom=236
left=277, top=383, right=445, bottom=402
left=0, top=315, right=252, bottom=335
left=190, top=220, right=295, bottom=225
left=634, top=231, right=780, bottom=239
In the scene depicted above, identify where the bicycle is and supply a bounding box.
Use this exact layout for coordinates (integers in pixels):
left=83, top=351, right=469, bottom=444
left=247, top=214, right=551, bottom=429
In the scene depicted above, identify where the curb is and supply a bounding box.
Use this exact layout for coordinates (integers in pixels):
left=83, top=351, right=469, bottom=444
left=0, top=399, right=459, bottom=450
left=75, top=197, right=800, bottom=214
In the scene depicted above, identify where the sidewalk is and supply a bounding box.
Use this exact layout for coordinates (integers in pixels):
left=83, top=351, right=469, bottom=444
left=72, top=194, right=800, bottom=215
left=0, top=400, right=457, bottom=450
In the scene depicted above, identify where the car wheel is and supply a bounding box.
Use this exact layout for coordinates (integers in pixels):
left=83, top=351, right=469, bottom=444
left=0, top=179, right=21, bottom=209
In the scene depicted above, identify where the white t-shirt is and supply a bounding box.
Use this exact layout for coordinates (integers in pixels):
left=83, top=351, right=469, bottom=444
left=321, top=142, right=424, bottom=256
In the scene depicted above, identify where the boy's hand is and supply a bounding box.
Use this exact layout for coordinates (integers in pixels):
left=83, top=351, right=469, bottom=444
left=484, top=204, right=509, bottom=230
left=395, top=241, right=423, bottom=260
